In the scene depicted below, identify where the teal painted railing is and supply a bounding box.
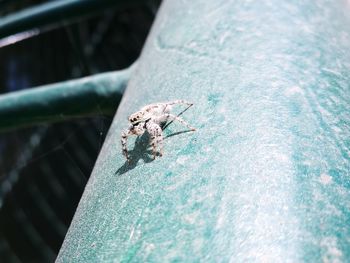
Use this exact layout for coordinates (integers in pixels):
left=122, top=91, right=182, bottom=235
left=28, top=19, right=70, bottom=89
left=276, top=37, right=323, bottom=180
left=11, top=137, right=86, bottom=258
left=0, top=66, right=132, bottom=131
left=56, top=0, right=350, bottom=262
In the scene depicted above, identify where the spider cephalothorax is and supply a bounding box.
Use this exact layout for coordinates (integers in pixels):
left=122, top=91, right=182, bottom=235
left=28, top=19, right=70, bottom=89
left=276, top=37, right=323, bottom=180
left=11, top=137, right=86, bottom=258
left=128, top=111, right=149, bottom=124
left=121, top=100, right=195, bottom=163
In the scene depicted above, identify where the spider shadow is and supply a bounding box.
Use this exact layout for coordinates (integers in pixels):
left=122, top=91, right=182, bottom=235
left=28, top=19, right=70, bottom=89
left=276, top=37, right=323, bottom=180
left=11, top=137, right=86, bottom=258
left=115, top=128, right=193, bottom=176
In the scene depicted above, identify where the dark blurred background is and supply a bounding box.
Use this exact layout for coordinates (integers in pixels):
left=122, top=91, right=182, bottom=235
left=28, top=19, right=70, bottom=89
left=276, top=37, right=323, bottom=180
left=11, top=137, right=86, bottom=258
left=0, top=0, right=160, bottom=262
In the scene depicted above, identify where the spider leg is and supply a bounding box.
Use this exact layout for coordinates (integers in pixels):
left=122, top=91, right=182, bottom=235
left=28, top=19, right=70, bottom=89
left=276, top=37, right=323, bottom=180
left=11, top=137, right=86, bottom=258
left=121, top=128, right=133, bottom=163
left=165, top=100, right=193, bottom=107
left=146, top=121, right=163, bottom=159
left=163, top=114, right=196, bottom=131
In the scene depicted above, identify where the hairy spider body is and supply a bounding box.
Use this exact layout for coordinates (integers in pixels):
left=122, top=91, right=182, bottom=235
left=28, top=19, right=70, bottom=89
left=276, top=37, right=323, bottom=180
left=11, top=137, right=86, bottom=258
left=121, top=100, right=195, bottom=163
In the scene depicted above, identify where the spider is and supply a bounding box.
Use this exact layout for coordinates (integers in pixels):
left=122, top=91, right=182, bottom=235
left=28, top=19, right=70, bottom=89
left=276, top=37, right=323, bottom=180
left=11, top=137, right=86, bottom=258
left=121, top=100, right=196, bottom=163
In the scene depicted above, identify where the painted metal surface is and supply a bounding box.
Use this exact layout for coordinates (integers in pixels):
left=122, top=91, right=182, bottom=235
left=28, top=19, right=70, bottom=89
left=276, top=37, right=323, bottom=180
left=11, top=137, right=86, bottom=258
left=57, top=0, right=350, bottom=261
left=0, top=68, right=131, bottom=131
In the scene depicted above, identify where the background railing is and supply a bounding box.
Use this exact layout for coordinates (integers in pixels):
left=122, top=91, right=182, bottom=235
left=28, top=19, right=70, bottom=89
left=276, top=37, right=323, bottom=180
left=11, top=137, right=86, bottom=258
left=0, top=0, right=159, bottom=261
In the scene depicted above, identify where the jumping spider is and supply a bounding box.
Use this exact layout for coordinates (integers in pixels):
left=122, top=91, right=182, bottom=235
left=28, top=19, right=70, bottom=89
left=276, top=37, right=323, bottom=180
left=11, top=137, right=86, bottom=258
left=121, top=100, right=196, bottom=163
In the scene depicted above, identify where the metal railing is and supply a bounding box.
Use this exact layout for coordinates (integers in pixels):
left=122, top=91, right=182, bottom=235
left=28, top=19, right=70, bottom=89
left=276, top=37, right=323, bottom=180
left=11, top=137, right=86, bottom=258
left=2, top=0, right=350, bottom=262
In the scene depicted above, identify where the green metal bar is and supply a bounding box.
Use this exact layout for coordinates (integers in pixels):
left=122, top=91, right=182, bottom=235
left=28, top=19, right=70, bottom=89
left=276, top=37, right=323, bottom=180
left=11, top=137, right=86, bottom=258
left=0, top=67, right=132, bottom=132
left=58, top=0, right=350, bottom=261
left=0, top=0, right=144, bottom=39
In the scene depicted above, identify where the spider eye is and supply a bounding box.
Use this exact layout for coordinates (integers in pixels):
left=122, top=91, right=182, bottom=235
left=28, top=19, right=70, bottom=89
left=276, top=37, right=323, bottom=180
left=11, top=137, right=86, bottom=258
left=133, top=118, right=137, bottom=122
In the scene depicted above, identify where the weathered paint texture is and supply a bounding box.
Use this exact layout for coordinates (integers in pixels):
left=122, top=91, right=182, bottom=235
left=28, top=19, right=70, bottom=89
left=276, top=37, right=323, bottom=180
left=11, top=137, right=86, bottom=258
left=57, top=0, right=350, bottom=262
